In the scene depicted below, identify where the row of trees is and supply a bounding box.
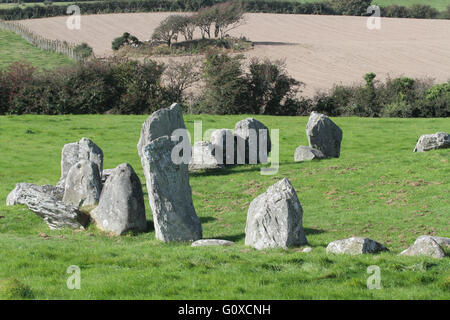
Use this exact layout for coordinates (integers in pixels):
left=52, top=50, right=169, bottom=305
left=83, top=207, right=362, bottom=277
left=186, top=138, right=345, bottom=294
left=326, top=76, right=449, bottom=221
left=152, top=1, right=244, bottom=47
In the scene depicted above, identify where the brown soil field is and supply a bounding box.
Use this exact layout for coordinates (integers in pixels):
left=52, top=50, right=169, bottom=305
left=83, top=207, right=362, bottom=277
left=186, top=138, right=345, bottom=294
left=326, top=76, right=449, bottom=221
left=20, top=13, right=450, bottom=96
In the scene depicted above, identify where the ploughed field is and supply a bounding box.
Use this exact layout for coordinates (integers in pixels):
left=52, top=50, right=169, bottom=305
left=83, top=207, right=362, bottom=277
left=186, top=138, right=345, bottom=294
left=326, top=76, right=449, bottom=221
left=19, top=12, right=450, bottom=96
left=0, top=114, right=449, bottom=299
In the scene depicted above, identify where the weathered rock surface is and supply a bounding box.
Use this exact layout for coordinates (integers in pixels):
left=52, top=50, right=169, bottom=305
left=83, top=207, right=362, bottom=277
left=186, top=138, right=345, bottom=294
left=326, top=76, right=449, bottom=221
left=421, top=235, right=450, bottom=249
left=294, top=145, right=325, bottom=162
left=245, top=178, right=307, bottom=250
left=234, top=118, right=271, bottom=164
left=326, top=237, right=388, bottom=255
left=144, top=136, right=202, bottom=242
left=59, top=137, right=103, bottom=187
left=191, top=239, right=234, bottom=247
left=6, top=183, right=89, bottom=229
left=91, top=163, right=147, bottom=235
left=101, top=169, right=113, bottom=184
left=210, top=128, right=236, bottom=165
left=306, top=112, right=343, bottom=158
left=63, top=160, right=102, bottom=207
left=413, top=132, right=450, bottom=152
left=188, top=141, right=225, bottom=172
left=400, top=236, right=446, bottom=259
left=7, top=183, right=64, bottom=205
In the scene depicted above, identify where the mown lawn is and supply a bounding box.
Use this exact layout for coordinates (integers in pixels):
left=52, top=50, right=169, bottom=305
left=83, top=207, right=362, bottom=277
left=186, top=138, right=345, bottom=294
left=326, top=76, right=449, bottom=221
left=0, top=114, right=449, bottom=299
left=0, top=29, right=73, bottom=70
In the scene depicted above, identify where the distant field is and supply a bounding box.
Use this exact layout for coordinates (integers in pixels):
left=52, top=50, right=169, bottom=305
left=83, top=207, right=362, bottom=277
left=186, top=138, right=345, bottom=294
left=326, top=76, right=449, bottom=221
left=0, top=29, right=73, bottom=69
left=0, top=0, right=448, bottom=11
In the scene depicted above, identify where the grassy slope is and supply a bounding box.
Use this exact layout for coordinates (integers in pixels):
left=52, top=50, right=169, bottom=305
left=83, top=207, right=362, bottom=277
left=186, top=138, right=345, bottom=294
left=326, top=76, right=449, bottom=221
left=0, top=114, right=449, bottom=299
left=0, top=29, right=73, bottom=69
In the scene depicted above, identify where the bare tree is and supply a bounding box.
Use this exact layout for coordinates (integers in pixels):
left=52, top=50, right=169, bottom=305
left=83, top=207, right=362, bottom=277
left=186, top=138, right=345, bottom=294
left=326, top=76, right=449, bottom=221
left=163, top=58, right=201, bottom=103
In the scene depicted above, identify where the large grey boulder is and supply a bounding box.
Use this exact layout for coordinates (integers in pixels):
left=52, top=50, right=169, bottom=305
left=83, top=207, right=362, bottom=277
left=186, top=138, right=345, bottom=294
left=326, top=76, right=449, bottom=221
left=326, top=237, right=388, bottom=255
left=63, top=160, right=102, bottom=208
left=144, top=136, right=202, bottom=242
left=91, top=163, right=147, bottom=235
left=245, top=178, right=307, bottom=250
left=413, top=132, right=450, bottom=152
left=59, top=138, right=103, bottom=187
left=6, top=183, right=89, bottom=229
left=294, top=145, right=325, bottom=162
left=400, top=236, right=446, bottom=259
left=191, top=239, right=234, bottom=247
left=306, top=112, right=343, bottom=158
left=210, top=128, right=236, bottom=165
left=188, top=141, right=225, bottom=172
left=234, top=118, right=271, bottom=164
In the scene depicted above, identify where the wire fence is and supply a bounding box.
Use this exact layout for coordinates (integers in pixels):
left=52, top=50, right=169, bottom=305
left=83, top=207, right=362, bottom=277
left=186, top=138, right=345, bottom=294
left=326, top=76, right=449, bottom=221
left=0, top=18, right=84, bottom=61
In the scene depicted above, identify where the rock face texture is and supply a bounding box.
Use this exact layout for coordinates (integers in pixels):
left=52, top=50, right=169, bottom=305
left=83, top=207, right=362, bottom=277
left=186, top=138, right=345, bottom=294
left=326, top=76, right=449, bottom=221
left=101, top=169, right=113, bottom=184
left=294, top=146, right=325, bottom=162
left=191, top=239, right=234, bottom=247
left=144, top=136, right=202, bottom=242
left=59, top=138, right=103, bottom=187
left=245, top=178, right=307, bottom=250
left=326, top=237, right=388, bottom=255
left=91, top=163, right=147, bottom=235
left=62, top=160, right=102, bottom=207
left=413, top=132, right=450, bottom=152
left=210, top=128, right=236, bottom=165
left=306, top=112, right=343, bottom=158
left=188, top=141, right=225, bottom=172
left=234, top=118, right=271, bottom=164
left=6, top=183, right=89, bottom=229
left=400, top=236, right=446, bottom=259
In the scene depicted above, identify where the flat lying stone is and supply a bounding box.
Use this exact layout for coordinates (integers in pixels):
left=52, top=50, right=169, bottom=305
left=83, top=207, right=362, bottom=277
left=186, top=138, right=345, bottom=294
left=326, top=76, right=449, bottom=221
left=400, top=236, right=446, bottom=259
left=326, top=237, right=388, bottom=255
left=413, top=132, right=450, bottom=152
left=6, top=183, right=89, bottom=229
left=191, top=239, right=234, bottom=247
left=294, top=145, right=325, bottom=162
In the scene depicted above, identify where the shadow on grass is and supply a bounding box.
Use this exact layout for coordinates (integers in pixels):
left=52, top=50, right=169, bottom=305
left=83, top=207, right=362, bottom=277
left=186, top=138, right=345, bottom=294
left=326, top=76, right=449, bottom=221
left=304, top=227, right=325, bottom=235
left=253, top=41, right=297, bottom=46
left=213, top=233, right=245, bottom=242
left=199, top=216, right=216, bottom=224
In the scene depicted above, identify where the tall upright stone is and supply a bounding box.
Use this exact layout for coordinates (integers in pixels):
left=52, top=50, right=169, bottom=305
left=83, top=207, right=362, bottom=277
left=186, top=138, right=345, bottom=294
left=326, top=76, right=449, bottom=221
left=234, top=118, right=271, bottom=164
left=306, top=112, right=343, bottom=158
left=144, top=136, right=202, bottom=242
left=63, top=160, right=102, bottom=208
left=245, top=178, right=307, bottom=250
left=59, top=138, right=103, bottom=187
left=91, top=163, right=147, bottom=236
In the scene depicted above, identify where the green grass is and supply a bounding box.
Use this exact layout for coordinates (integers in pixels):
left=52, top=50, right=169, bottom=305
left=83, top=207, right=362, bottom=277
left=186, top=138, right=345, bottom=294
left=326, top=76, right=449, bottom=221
left=0, top=29, right=74, bottom=70
left=0, top=114, right=449, bottom=299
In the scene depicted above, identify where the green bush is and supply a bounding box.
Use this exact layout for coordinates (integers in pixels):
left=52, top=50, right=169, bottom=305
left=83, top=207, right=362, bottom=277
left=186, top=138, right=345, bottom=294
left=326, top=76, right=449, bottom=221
left=407, top=4, right=439, bottom=19
left=112, top=32, right=141, bottom=51
left=73, top=42, right=94, bottom=60
left=330, top=0, right=371, bottom=16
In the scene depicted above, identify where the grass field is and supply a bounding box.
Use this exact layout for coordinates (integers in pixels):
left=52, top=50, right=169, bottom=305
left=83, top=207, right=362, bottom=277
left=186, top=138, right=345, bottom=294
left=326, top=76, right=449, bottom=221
left=0, top=29, right=73, bottom=69
left=0, top=114, right=449, bottom=299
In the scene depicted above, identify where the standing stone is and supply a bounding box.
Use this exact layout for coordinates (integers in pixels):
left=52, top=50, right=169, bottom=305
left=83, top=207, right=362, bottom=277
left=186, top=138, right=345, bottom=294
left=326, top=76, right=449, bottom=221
left=294, top=145, right=325, bottom=162
left=188, top=141, right=224, bottom=172
left=234, top=118, right=271, bottom=164
left=245, top=178, right=307, bottom=250
left=400, top=236, right=446, bottom=259
left=326, top=237, right=388, bottom=255
left=413, top=132, right=450, bottom=152
left=137, top=103, right=187, bottom=192
left=91, top=163, right=147, bottom=235
left=306, top=112, right=343, bottom=158
left=59, top=138, right=103, bottom=187
left=6, top=183, right=89, bottom=229
left=210, top=128, right=235, bottom=165
left=144, top=136, right=202, bottom=242
left=63, top=160, right=102, bottom=208
left=101, top=169, right=113, bottom=184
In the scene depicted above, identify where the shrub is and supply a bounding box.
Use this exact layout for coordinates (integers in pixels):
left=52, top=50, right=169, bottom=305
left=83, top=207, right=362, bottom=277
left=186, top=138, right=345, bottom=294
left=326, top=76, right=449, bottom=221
left=383, top=5, right=409, bottom=18
left=407, top=4, right=439, bottom=19
left=112, top=32, right=141, bottom=51
left=330, top=0, right=371, bottom=16
left=73, top=42, right=94, bottom=60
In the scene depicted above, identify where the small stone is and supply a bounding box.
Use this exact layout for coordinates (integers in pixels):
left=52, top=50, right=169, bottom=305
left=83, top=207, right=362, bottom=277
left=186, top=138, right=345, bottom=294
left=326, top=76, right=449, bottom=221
left=210, top=128, right=236, bottom=165
left=234, top=118, right=271, bottom=164
left=63, top=160, right=102, bottom=207
left=400, top=236, right=446, bottom=259
left=326, top=237, right=388, bottom=255
left=301, top=247, right=313, bottom=253
left=188, top=141, right=225, bottom=172
left=191, top=239, right=234, bottom=247
left=306, top=112, right=343, bottom=158
left=294, top=145, right=325, bottom=162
